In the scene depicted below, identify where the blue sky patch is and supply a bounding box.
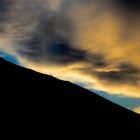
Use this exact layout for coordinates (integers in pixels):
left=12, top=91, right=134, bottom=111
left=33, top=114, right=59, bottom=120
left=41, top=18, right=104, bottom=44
left=0, top=51, right=19, bottom=65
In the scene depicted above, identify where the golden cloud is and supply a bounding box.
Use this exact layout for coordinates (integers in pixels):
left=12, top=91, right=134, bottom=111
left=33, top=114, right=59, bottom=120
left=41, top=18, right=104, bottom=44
left=133, top=106, right=140, bottom=114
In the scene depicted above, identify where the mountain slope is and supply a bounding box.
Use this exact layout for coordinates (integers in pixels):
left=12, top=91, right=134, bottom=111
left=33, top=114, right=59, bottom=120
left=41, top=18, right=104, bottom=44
left=0, top=57, right=140, bottom=132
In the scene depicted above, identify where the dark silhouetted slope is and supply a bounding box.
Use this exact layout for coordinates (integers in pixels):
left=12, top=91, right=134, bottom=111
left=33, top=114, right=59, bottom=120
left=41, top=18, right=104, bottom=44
left=0, top=57, right=140, bottom=134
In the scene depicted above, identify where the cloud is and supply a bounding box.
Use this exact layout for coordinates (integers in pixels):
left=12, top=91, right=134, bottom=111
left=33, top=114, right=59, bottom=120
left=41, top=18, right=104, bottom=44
left=116, top=0, right=140, bottom=14
left=0, top=0, right=140, bottom=98
left=133, top=106, right=140, bottom=114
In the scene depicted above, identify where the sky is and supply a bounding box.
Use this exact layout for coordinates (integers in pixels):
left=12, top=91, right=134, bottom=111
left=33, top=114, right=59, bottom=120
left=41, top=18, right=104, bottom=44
left=0, top=0, right=140, bottom=114
left=0, top=51, right=19, bottom=64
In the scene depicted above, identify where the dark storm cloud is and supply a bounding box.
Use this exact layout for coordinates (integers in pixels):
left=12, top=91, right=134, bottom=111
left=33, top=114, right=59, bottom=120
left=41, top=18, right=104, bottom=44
left=47, top=45, right=107, bottom=66
left=46, top=42, right=87, bottom=64
left=17, top=10, right=85, bottom=64
left=19, top=38, right=87, bottom=64
left=19, top=33, right=107, bottom=65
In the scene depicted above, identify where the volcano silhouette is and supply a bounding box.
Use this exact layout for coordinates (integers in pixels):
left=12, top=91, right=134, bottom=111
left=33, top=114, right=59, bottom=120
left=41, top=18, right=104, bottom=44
left=0, top=57, right=140, bottom=132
